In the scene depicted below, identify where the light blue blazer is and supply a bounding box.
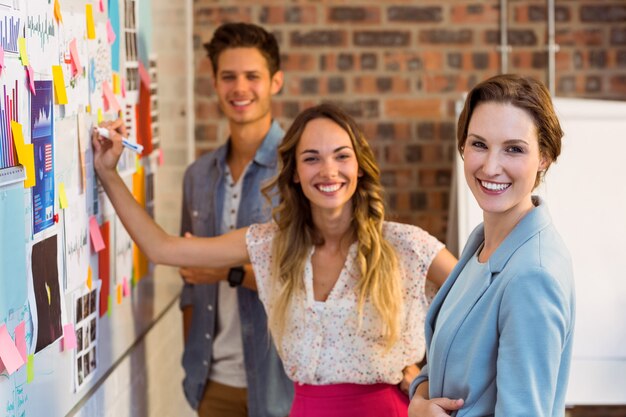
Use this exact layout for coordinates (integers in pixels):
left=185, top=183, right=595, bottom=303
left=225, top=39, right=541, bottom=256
left=410, top=197, right=575, bottom=417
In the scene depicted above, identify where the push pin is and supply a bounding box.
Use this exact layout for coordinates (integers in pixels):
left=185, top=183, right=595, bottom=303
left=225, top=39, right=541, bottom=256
left=53, top=214, right=59, bottom=223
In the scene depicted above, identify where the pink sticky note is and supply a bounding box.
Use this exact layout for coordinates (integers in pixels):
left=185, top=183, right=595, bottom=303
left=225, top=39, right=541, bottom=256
left=0, top=46, right=4, bottom=75
left=121, top=77, right=126, bottom=98
left=26, top=65, right=36, bottom=95
left=69, top=39, right=82, bottom=77
left=62, top=324, right=77, bottom=351
left=102, top=81, right=120, bottom=113
left=89, top=216, right=106, bottom=252
left=158, top=148, right=164, bottom=166
left=14, top=322, right=27, bottom=362
left=99, top=0, right=104, bottom=12
left=138, top=62, right=150, bottom=88
left=0, top=324, right=25, bottom=375
left=123, top=277, right=130, bottom=297
left=106, top=20, right=116, bottom=45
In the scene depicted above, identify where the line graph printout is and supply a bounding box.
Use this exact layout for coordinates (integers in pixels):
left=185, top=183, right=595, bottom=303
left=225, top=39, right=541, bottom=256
left=24, top=0, right=59, bottom=75
left=63, top=194, right=89, bottom=291
left=31, top=81, right=55, bottom=235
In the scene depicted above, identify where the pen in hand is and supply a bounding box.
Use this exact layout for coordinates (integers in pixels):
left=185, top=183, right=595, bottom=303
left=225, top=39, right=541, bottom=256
left=95, top=126, right=144, bottom=154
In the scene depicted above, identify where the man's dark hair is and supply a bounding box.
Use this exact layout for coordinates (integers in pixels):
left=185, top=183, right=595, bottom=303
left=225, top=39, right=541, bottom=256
left=204, top=22, right=281, bottom=76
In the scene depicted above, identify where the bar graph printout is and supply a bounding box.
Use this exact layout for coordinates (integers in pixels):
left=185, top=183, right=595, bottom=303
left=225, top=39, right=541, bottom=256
left=31, top=80, right=55, bottom=234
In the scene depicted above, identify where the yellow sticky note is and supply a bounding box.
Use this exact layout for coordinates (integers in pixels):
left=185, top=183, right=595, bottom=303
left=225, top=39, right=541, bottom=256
left=107, top=295, right=112, bottom=316
left=87, top=267, right=93, bottom=290
left=51, top=65, right=68, bottom=105
left=59, top=182, right=68, bottom=209
left=27, top=354, right=34, bottom=383
left=97, top=108, right=103, bottom=123
left=112, top=73, right=120, bottom=94
left=86, top=105, right=91, bottom=114
left=53, top=0, right=63, bottom=23
left=22, top=144, right=35, bottom=188
left=10, top=121, right=36, bottom=188
left=86, top=4, right=96, bottom=39
left=18, top=37, right=28, bottom=65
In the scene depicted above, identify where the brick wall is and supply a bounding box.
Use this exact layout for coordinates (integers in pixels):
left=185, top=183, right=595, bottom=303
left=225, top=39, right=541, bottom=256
left=193, top=0, right=626, bottom=245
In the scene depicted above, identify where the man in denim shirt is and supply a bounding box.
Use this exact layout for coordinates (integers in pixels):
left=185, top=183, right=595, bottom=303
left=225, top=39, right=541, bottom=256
left=179, top=23, right=293, bottom=417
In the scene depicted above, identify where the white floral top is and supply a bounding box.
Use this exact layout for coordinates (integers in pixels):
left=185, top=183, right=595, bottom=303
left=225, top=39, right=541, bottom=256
left=246, top=221, right=444, bottom=385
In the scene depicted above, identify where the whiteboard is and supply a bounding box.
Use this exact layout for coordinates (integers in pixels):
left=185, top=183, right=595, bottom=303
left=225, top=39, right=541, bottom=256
left=453, top=97, right=626, bottom=405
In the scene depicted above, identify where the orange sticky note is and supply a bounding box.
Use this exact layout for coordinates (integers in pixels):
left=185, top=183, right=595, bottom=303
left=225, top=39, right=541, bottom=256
left=53, top=0, right=63, bottom=23
left=138, top=62, right=150, bottom=88
left=59, top=182, right=68, bottom=208
left=27, top=354, right=34, bottom=383
left=112, top=73, right=120, bottom=94
left=87, top=267, right=93, bottom=289
left=62, top=324, right=77, bottom=350
left=69, top=38, right=81, bottom=77
left=89, top=216, right=105, bottom=252
left=11, top=121, right=36, bottom=188
left=0, top=324, right=24, bottom=375
left=102, top=81, right=120, bottom=113
left=106, top=19, right=116, bottom=45
left=52, top=65, right=68, bottom=105
left=14, top=322, right=27, bottom=362
left=86, top=4, right=96, bottom=39
left=116, top=285, right=122, bottom=304
left=18, top=37, right=28, bottom=65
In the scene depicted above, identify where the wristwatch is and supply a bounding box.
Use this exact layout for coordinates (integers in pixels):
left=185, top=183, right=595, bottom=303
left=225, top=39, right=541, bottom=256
left=227, top=266, right=245, bottom=287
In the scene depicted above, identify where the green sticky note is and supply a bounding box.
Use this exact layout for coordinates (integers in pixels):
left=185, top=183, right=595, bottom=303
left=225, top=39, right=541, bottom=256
left=27, top=354, right=34, bottom=383
left=107, top=295, right=112, bottom=316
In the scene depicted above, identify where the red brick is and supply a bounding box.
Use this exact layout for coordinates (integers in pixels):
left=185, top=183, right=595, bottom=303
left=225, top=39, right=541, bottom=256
left=259, top=6, right=318, bottom=24
left=451, top=4, right=499, bottom=24
left=385, top=99, right=444, bottom=118
left=327, top=6, right=381, bottom=24
left=353, top=76, right=411, bottom=94
left=384, top=51, right=444, bottom=71
left=281, top=53, right=317, bottom=72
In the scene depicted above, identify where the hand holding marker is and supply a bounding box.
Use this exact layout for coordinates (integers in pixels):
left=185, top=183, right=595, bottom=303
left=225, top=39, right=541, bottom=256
left=95, top=126, right=144, bottom=154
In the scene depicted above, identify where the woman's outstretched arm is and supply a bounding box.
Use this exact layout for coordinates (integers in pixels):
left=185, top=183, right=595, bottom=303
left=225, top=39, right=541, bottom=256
left=92, top=118, right=250, bottom=269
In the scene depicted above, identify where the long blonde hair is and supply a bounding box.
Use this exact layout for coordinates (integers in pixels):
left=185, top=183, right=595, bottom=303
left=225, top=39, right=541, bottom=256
left=263, top=103, right=402, bottom=351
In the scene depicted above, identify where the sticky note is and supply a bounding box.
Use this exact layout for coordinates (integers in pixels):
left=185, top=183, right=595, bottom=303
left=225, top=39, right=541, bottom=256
left=97, top=108, right=103, bottom=123
left=87, top=267, right=93, bottom=290
left=0, top=324, right=24, bottom=375
left=116, top=285, right=122, bottom=304
left=52, top=65, right=68, bottom=105
left=89, top=216, right=105, bottom=252
left=138, top=62, right=150, bottom=88
left=26, top=65, right=36, bottom=95
left=102, top=81, right=120, bottom=113
left=158, top=148, right=164, bottom=166
left=112, top=73, right=120, bottom=94
left=58, top=182, right=68, bottom=208
left=11, top=121, right=36, bottom=188
left=99, top=0, right=104, bottom=12
left=54, top=0, right=63, bottom=23
left=18, top=37, right=28, bottom=65
left=62, top=324, right=77, bottom=351
left=27, top=354, right=34, bottom=383
left=122, top=277, right=130, bottom=297
left=121, top=77, right=126, bottom=98
left=14, top=322, right=27, bottom=362
left=106, top=19, right=116, bottom=45
left=86, top=4, right=96, bottom=39
left=69, top=39, right=81, bottom=77
left=107, top=295, right=112, bottom=316
left=0, top=46, right=4, bottom=75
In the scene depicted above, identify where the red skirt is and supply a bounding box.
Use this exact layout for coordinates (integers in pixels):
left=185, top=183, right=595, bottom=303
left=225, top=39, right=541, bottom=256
left=289, top=382, right=409, bottom=417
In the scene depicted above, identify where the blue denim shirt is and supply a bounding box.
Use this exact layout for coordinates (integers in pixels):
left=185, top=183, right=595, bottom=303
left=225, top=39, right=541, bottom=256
left=179, top=121, right=293, bottom=416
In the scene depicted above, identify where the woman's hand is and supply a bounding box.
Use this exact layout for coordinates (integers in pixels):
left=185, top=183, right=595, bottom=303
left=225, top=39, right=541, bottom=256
left=408, top=395, right=464, bottom=417
left=399, top=363, right=420, bottom=395
left=92, top=118, right=127, bottom=176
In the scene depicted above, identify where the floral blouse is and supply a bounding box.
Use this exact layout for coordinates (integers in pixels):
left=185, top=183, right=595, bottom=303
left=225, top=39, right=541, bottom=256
left=246, top=221, right=444, bottom=385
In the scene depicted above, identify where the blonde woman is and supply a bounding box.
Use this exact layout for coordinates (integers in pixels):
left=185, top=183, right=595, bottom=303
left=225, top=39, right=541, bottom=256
left=93, top=103, right=456, bottom=417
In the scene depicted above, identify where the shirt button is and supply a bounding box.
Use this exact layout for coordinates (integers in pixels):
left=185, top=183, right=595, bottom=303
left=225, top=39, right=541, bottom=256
left=203, top=360, right=208, bottom=366
left=231, top=209, right=235, bottom=214
left=207, top=305, right=213, bottom=311
left=192, top=210, right=198, bottom=217
left=229, top=225, right=234, bottom=230
left=205, top=333, right=211, bottom=340
left=233, top=194, right=238, bottom=199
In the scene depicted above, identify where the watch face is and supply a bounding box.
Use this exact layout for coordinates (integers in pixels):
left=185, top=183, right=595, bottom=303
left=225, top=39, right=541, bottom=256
left=228, top=267, right=245, bottom=287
